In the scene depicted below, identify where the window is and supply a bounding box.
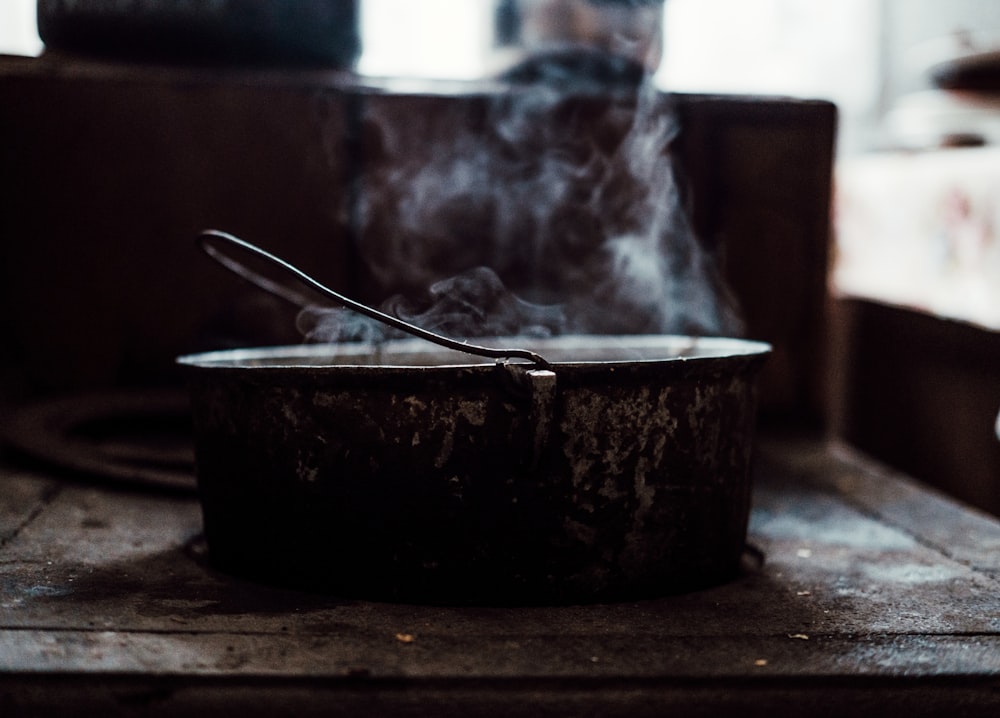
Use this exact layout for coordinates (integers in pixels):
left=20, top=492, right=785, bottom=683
left=0, top=0, right=42, bottom=56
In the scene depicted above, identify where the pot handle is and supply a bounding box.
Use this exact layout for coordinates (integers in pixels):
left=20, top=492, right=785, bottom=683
left=197, top=229, right=552, bottom=370
left=527, top=368, right=558, bottom=471
left=501, top=365, right=558, bottom=471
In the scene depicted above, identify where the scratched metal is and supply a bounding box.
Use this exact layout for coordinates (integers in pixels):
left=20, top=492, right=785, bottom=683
left=180, top=336, right=769, bottom=604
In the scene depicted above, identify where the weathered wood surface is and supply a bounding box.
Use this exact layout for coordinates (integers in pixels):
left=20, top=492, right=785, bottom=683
left=1, top=436, right=999, bottom=716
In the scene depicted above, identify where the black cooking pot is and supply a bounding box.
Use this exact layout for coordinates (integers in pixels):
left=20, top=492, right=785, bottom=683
left=178, top=334, right=769, bottom=605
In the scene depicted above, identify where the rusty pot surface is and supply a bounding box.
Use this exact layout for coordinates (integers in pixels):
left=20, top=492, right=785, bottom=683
left=178, top=334, right=769, bottom=605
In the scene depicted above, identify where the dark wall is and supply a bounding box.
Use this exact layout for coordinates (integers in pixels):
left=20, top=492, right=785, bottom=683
left=830, top=298, right=1000, bottom=517
left=0, top=55, right=836, bottom=426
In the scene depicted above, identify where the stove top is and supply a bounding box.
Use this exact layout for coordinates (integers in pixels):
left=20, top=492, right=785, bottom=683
left=1, top=389, right=195, bottom=493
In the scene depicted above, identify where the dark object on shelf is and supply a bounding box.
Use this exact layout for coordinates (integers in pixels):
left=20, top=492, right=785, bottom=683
left=36, top=0, right=360, bottom=67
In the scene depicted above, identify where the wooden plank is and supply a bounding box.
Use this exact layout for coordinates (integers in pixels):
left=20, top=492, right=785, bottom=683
left=0, top=440, right=997, bottom=647
left=1, top=630, right=998, bottom=678
left=758, top=437, right=1000, bottom=576
left=1, top=481, right=200, bottom=566
left=1, top=672, right=998, bottom=718
left=1, top=439, right=999, bottom=718
left=0, top=470, right=61, bottom=544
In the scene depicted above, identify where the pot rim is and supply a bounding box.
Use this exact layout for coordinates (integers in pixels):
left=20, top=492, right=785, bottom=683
left=177, top=334, right=771, bottom=370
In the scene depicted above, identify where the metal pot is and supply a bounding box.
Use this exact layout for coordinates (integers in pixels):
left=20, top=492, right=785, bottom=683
left=178, top=334, right=769, bottom=605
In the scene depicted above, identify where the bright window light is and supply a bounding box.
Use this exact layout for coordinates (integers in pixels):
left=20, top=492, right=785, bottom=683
left=657, top=0, right=879, bottom=115
left=359, top=0, right=496, bottom=80
left=0, top=0, right=43, bottom=56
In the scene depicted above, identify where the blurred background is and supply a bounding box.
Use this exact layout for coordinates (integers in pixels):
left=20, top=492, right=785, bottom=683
left=1, top=1, right=998, bottom=514
left=5, top=0, right=1000, bottom=156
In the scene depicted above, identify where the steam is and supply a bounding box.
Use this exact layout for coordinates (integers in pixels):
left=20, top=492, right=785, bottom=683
left=301, top=61, right=742, bottom=344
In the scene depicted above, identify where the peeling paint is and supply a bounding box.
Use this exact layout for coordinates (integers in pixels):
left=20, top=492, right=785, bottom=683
left=434, top=426, right=455, bottom=469
left=188, top=339, right=767, bottom=601
left=402, top=396, right=427, bottom=415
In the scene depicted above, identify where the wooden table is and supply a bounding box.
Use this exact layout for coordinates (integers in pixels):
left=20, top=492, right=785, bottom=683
left=1, top=435, right=998, bottom=716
